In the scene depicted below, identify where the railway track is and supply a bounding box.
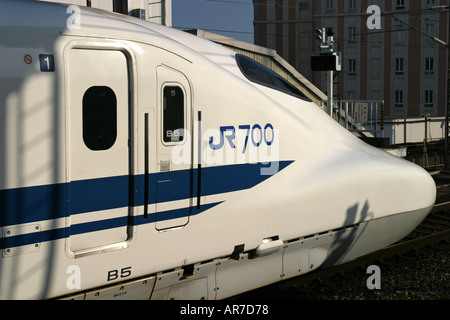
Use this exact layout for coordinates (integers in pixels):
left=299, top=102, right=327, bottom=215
left=232, top=197, right=450, bottom=299
left=400, top=201, right=450, bottom=243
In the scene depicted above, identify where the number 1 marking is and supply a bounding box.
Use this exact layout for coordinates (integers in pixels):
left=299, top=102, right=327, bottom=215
left=44, top=56, right=50, bottom=70
left=39, top=54, right=55, bottom=72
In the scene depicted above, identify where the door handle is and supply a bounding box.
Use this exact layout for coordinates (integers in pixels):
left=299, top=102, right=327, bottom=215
left=251, top=237, right=284, bottom=258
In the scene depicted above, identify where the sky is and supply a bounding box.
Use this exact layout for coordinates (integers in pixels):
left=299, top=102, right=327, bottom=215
left=171, top=0, right=255, bottom=44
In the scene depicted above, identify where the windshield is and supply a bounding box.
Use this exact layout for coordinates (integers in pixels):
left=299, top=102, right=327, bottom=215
left=236, top=54, right=311, bottom=101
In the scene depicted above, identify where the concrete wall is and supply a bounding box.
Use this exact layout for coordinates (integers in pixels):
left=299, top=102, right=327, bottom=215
left=385, top=117, right=446, bottom=145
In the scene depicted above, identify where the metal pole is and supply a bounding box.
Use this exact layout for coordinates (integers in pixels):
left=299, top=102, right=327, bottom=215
left=327, top=28, right=334, bottom=117
left=381, top=101, right=385, bottom=138
left=328, top=70, right=333, bottom=117
left=345, top=102, right=349, bottom=129
left=424, top=114, right=429, bottom=168
left=446, top=8, right=450, bottom=169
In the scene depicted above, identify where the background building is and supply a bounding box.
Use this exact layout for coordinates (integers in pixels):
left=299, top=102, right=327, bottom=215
left=253, top=0, right=448, bottom=133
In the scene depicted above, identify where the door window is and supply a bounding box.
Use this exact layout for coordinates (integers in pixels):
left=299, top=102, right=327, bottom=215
left=162, top=86, right=185, bottom=143
left=82, top=86, right=117, bottom=151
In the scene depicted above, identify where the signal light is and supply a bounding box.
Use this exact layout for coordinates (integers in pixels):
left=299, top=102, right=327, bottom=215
left=315, top=28, right=326, bottom=42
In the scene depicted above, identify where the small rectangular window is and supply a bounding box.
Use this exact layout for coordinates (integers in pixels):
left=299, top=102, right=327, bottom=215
left=425, top=57, right=434, bottom=75
left=348, top=59, right=356, bottom=75
left=395, top=58, right=404, bottom=75
left=396, top=0, right=405, bottom=10
left=326, top=0, right=334, bottom=11
left=348, top=27, right=356, bottom=44
left=348, top=0, right=357, bottom=10
left=395, top=90, right=404, bottom=108
left=82, top=86, right=117, bottom=151
left=395, top=24, right=406, bottom=43
left=425, top=90, right=434, bottom=108
left=163, top=86, right=185, bottom=143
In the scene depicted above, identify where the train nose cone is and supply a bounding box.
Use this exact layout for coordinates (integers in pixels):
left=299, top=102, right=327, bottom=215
left=413, top=164, right=436, bottom=209
left=390, top=157, right=436, bottom=215
left=364, top=149, right=436, bottom=236
left=331, top=150, right=437, bottom=265
left=337, top=143, right=436, bottom=229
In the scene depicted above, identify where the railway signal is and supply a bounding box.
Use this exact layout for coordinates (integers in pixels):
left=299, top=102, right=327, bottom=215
left=312, top=27, right=341, bottom=116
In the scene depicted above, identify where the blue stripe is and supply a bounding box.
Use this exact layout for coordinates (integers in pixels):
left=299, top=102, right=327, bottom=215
left=0, top=161, right=293, bottom=249
left=0, top=183, right=67, bottom=227
left=70, top=175, right=130, bottom=215
left=0, top=161, right=293, bottom=228
left=0, top=202, right=223, bottom=250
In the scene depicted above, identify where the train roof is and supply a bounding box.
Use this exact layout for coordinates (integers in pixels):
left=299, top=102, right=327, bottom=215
left=0, top=0, right=238, bottom=69
left=0, top=0, right=311, bottom=100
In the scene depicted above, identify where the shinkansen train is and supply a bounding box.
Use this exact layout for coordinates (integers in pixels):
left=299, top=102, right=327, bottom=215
left=0, top=0, right=436, bottom=300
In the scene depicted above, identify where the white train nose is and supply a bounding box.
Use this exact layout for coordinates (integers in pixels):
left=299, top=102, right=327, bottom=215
left=363, top=148, right=436, bottom=238
left=333, top=149, right=436, bottom=264
left=325, top=142, right=437, bottom=235
left=409, top=162, right=437, bottom=210
left=380, top=154, right=436, bottom=217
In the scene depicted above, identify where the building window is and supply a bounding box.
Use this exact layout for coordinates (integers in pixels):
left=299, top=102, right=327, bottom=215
left=348, top=0, right=357, bottom=10
left=426, top=23, right=435, bottom=35
left=82, top=86, right=117, bottom=151
left=326, top=0, right=334, bottom=12
left=396, top=0, right=405, bottom=10
left=299, top=2, right=310, bottom=19
left=395, top=24, right=406, bottom=43
left=348, top=27, right=357, bottom=44
left=395, top=58, right=404, bottom=75
left=395, top=90, right=404, bottom=108
left=425, top=57, right=434, bottom=75
left=163, top=86, right=185, bottom=143
left=347, top=90, right=356, bottom=100
left=425, top=90, right=434, bottom=108
left=348, top=59, right=356, bottom=75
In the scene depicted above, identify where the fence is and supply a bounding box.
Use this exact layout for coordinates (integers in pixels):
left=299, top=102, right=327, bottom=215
left=330, top=100, right=385, bottom=138
left=322, top=100, right=447, bottom=169
left=324, top=100, right=446, bottom=145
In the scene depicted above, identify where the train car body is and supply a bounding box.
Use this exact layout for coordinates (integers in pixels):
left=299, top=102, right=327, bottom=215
left=0, top=0, right=436, bottom=300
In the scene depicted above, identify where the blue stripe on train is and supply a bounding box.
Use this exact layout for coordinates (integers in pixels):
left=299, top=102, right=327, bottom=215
left=0, top=161, right=293, bottom=228
left=0, top=202, right=223, bottom=250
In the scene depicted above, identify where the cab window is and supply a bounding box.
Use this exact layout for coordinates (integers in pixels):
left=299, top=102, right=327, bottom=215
left=236, top=54, right=311, bottom=101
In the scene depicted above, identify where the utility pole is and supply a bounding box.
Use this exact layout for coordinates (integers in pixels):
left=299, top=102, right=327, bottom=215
left=311, top=27, right=341, bottom=117
left=326, top=27, right=334, bottom=117
left=446, top=6, right=450, bottom=169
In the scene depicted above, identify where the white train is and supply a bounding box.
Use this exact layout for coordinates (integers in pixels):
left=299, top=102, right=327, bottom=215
left=0, top=0, right=436, bottom=300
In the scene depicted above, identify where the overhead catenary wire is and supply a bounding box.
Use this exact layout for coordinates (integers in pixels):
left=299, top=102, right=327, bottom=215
left=174, top=0, right=449, bottom=53
left=172, top=24, right=447, bottom=51
left=173, top=1, right=449, bottom=50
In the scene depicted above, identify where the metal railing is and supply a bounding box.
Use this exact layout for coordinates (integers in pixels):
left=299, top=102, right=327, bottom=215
left=330, top=100, right=385, bottom=137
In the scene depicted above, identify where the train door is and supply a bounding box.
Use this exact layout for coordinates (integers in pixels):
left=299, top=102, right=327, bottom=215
left=66, top=48, right=131, bottom=254
left=155, top=65, right=192, bottom=230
